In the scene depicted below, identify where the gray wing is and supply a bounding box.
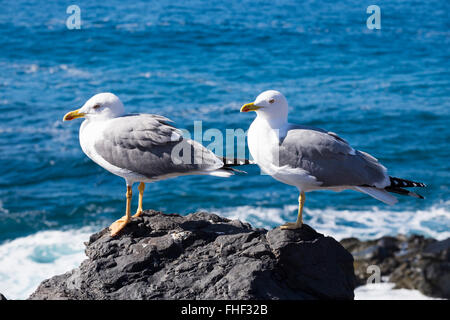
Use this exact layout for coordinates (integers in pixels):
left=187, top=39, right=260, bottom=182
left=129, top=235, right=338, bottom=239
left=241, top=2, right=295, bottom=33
left=94, top=114, right=223, bottom=179
left=278, top=124, right=389, bottom=188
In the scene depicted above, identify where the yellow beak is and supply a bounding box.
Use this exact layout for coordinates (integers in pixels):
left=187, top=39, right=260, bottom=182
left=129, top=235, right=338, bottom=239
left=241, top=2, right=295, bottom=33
left=240, top=102, right=262, bottom=113
left=63, top=109, right=86, bottom=121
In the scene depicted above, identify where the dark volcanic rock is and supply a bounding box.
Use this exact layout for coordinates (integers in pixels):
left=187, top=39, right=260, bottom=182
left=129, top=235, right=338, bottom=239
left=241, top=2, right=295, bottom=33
left=340, top=235, right=450, bottom=299
left=29, top=210, right=356, bottom=300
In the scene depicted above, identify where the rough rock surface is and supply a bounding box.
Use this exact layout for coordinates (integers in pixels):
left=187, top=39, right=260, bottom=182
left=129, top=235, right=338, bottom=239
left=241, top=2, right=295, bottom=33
left=29, top=210, right=356, bottom=300
left=340, top=235, right=450, bottom=299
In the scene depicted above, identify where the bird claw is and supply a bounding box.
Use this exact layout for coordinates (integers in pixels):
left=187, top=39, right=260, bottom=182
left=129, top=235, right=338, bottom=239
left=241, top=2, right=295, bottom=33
left=280, top=222, right=302, bottom=230
left=109, top=216, right=130, bottom=236
left=133, top=209, right=143, bottom=218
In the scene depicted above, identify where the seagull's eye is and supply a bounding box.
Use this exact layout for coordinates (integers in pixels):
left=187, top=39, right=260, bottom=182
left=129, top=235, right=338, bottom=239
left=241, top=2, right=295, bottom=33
left=93, top=104, right=101, bottom=110
left=269, top=98, right=275, bottom=104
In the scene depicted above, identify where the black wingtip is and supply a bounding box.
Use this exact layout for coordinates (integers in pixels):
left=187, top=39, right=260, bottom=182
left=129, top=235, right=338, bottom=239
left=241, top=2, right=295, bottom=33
left=385, top=186, right=425, bottom=200
left=410, top=191, right=425, bottom=199
left=221, top=157, right=255, bottom=167
left=389, top=176, right=427, bottom=188
left=221, top=166, right=247, bottom=174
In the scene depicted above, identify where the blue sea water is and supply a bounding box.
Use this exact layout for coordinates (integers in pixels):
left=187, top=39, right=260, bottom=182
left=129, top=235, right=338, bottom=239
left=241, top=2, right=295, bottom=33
left=0, top=0, right=449, bottom=298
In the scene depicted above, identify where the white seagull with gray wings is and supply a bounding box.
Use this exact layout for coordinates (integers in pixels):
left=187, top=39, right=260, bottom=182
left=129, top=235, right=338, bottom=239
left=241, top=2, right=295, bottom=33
left=241, top=90, right=426, bottom=230
left=63, top=93, right=240, bottom=236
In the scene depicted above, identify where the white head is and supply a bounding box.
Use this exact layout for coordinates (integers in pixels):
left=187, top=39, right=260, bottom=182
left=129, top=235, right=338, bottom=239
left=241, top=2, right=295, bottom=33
left=63, top=92, right=125, bottom=122
left=240, top=90, right=288, bottom=126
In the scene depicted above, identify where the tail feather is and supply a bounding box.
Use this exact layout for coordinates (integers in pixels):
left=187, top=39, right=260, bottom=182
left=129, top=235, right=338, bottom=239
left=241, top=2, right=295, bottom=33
left=199, top=165, right=247, bottom=177
left=220, top=166, right=247, bottom=174
left=198, top=169, right=234, bottom=177
left=204, top=157, right=254, bottom=177
left=354, top=186, right=398, bottom=205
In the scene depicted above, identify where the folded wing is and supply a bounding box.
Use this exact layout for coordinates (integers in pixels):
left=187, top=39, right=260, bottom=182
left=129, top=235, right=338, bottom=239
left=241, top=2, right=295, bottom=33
left=94, top=114, right=224, bottom=179
left=278, top=125, right=390, bottom=188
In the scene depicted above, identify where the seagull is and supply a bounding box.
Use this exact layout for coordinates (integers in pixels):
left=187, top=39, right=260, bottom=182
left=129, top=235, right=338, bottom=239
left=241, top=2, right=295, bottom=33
left=63, top=93, right=240, bottom=236
left=240, top=90, right=426, bottom=230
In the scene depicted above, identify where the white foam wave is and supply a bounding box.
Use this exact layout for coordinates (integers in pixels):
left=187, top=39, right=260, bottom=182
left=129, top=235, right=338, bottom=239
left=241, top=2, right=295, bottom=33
left=25, top=64, right=39, bottom=74
left=57, top=64, right=91, bottom=78
left=0, top=201, right=9, bottom=214
left=0, top=227, right=95, bottom=300
left=215, top=202, right=450, bottom=241
left=5, top=63, right=91, bottom=78
left=210, top=205, right=286, bottom=229
left=355, top=283, right=440, bottom=300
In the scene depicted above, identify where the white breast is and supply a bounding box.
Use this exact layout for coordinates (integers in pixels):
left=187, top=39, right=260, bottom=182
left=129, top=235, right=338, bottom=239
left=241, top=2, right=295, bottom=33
left=79, top=119, right=147, bottom=185
left=247, top=117, right=321, bottom=191
left=247, top=118, right=280, bottom=171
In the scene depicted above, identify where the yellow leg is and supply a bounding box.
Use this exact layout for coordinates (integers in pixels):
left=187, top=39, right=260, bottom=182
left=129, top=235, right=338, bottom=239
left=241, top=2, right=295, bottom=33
left=280, top=191, right=305, bottom=230
left=109, top=185, right=132, bottom=236
left=133, top=182, right=145, bottom=218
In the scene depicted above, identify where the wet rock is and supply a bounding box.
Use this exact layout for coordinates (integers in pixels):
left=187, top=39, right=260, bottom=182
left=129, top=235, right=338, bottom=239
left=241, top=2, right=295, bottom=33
left=29, top=210, right=356, bottom=300
left=340, top=235, right=450, bottom=299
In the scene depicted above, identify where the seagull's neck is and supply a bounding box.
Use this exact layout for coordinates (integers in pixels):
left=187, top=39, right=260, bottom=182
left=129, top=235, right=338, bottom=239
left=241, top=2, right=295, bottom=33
left=84, top=112, right=123, bottom=123
left=79, top=115, right=115, bottom=134
left=255, top=114, right=289, bottom=132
